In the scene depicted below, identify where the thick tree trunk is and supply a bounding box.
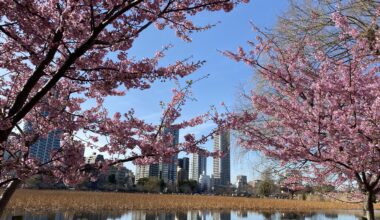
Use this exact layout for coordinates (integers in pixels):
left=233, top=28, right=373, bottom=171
left=363, top=191, right=375, bottom=220
left=0, top=179, right=21, bottom=217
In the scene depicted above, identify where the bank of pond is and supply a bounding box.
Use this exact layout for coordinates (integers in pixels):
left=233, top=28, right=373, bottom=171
left=2, top=210, right=378, bottom=220
left=3, top=190, right=380, bottom=219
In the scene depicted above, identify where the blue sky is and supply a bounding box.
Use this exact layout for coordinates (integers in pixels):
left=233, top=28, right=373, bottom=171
left=0, top=0, right=289, bottom=184
left=97, top=0, right=289, bottom=183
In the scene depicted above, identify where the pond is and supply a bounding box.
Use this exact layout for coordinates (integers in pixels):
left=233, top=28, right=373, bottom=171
left=1, top=210, right=372, bottom=220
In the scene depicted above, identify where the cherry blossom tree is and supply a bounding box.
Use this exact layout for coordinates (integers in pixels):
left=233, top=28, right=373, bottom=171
left=0, top=0, right=248, bottom=213
left=225, top=10, right=380, bottom=220
left=279, top=169, right=305, bottom=199
left=274, top=0, right=380, bottom=61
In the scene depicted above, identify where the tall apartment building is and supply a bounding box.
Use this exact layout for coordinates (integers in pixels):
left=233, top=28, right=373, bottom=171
left=30, top=130, right=61, bottom=163
left=135, top=164, right=159, bottom=183
left=24, top=120, right=61, bottom=163
left=24, top=88, right=64, bottom=164
left=213, top=130, right=231, bottom=186
left=189, top=152, right=207, bottom=181
left=177, top=157, right=190, bottom=183
left=135, top=127, right=179, bottom=184
left=236, top=175, right=248, bottom=191
left=85, top=153, right=105, bottom=164
left=159, top=127, right=179, bottom=183
left=178, top=157, right=189, bottom=179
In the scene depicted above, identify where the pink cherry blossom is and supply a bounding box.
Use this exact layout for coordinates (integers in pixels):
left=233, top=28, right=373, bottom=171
left=0, top=0, right=249, bottom=213
left=226, top=12, right=380, bottom=220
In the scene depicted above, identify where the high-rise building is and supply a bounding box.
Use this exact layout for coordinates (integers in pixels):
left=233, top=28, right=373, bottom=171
left=135, top=127, right=179, bottom=184
left=178, top=157, right=189, bottom=180
left=159, top=127, right=179, bottom=183
left=236, top=175, right=248, bottom=187
left=85, top=153, right=105, bottom=164
left=135, top=164, right=159, bottom=183
left=176, top=167, right=187, bottom=183
left=189, top=152, right=207, bottom=181
left=28, top=125, right=61, bottom=163
left=213, top=130, right=231, bottom=186
left=199, top=171, right=211, bottom=192
left=25, top=88, right=63, bottom=164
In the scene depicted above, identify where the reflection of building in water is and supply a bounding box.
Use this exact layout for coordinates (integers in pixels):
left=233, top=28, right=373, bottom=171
left=187, top=210, right=209, bottom=220
left=146, top=213, right=157, bottom=220
left=132, top=210, right=147, bottom=220
left=220, top=212, right=231, bottom=220
left=280, top=212, right=305, bottom=220
left=211, top=211, right=231, bottom=220
left=132, top=210, right=158, bottom=220
left=324, top=213, right=338, bottom=218
left=236, top=210, right=248, bottom=218
left=158, top=211, right=175, bottom=220
left=73, top=212, right=121, bottom=220
left=175, top=211, right=188, bottom=220
left=260, top=211, right=274, bottom=220
left=20, top=212, right=123, bottom=220
left=21, top=213, right=65, bottom=220
left=188, top=211, right=201, bottom=220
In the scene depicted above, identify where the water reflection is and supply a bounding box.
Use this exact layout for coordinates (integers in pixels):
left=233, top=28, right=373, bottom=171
left=258, top=211, right=349, bottom=220
left=2, top=210, right=362, bottom=220
left=236, top=211, right=247, bottom=218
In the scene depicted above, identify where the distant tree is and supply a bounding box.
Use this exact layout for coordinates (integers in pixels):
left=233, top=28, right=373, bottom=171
left=257, top=168, right=276, bottom=197
left=314, top=184, right=336, bottom=194
left=178, top=180, right=199, bottom=193
left=279, top=169, right=305, bottom=199
left=108, top=174, right=117, bottom=185
left=137, top=177, right=164, bottom=193
left=137, top=177, right=149, bottom=186
left=23, top=175, right=43, bottom=189
left=273, top=0, right=380, bottom=60
left=257, top=181, right=274, bottom=198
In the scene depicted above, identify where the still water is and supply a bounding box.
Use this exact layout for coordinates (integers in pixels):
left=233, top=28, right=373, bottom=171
left=2, top=210, right=369, bottom=220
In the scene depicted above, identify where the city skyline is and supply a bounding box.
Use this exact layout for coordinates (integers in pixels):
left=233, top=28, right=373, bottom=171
left=84, top=0, right=289, bottom=182
left=134, top=129, right=236, bottom=187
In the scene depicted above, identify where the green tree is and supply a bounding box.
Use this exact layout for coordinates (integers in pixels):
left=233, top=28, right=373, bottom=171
left=108, top=174, right=117, bottom=184
left=274, top=0, right=379, bottom=60
left=257, top=168, right=277, bottom=197
left=178, top=180, right=199, bottom=193
left=137, top=177, right=165, bottom=193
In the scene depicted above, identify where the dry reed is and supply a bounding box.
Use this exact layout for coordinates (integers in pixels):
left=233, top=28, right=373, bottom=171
left=4, top=189, right=371, bottom=213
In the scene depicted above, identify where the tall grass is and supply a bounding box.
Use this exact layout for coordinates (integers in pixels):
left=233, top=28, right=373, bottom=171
left=4, top=190, right=367, bottom=213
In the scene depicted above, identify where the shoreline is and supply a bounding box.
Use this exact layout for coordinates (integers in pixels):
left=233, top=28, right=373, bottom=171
left=4, top=189, right=373, bottom=213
